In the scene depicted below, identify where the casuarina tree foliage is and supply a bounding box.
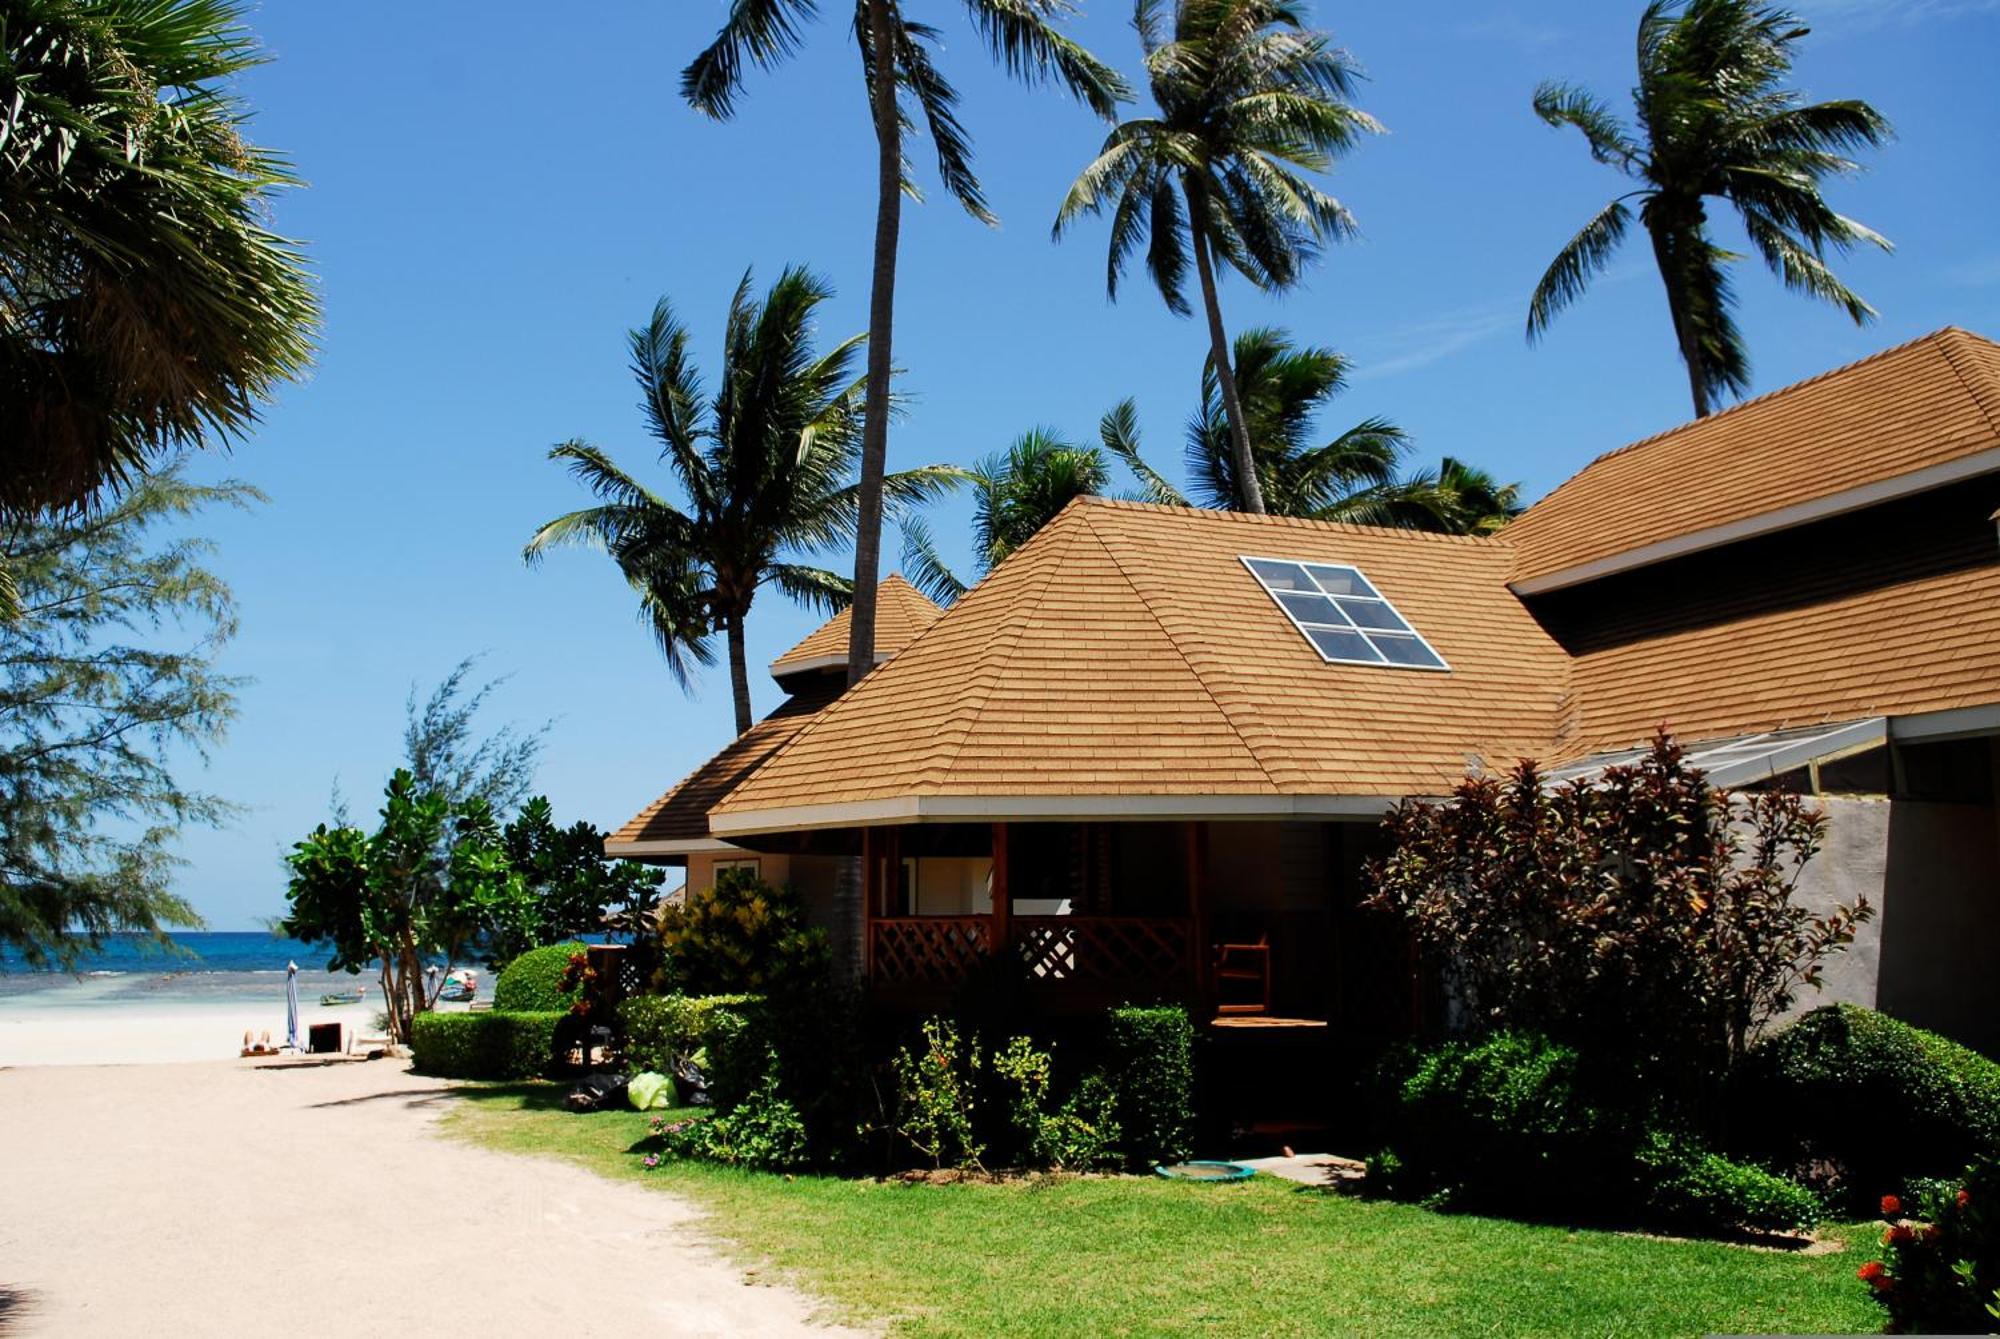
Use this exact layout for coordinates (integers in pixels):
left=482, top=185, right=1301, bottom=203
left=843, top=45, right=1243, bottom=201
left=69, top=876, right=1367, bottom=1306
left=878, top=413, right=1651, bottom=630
left=0, top=464, right=254, bottom=967
left=1526, top=0, right=1892, bottom=417
left=0, top=0, right=318, bottom=517
left=681, top=0, right=1124, bottom=684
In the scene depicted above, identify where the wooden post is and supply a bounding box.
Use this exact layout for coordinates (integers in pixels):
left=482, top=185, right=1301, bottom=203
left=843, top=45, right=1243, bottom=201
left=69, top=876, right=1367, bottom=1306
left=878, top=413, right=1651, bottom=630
left=1186, top=821, right=1210, bottom=1012
left=990, top=822, right=1009, bottom=956
left=861, top=827, right=878, bottom=980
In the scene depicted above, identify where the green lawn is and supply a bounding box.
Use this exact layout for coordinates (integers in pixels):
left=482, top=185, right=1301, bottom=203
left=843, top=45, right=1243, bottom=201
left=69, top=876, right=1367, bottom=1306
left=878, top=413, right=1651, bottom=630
left=442, top=1084, right=1881, bottom=1338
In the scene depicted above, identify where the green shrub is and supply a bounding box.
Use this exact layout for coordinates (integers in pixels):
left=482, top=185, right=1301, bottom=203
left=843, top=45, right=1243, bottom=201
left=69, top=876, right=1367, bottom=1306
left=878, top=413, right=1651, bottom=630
left=656, top=869, right=829, bottom=995
left=648, top=1074, right=811, bottom=1171
left=1863, top=1154, right=2000, bottom=1333
left=1637, top=1130, right=1822, bottom=1233
left=992, top=1035, right=1121, bottom=1171
left=618, top=993, right=764, bottom=1075
left=492, top=941, right=587, bottom=1014
left=1729, top=1005, right=2000, bottom=1208
left=409, top=1010, right=564, bottom=1079
left=1370, top=1031, right=1618, bottom=1214
left=1102, top=1005, right=1194, bottom=1167
left=891, top=1017, right=986, bottom=1170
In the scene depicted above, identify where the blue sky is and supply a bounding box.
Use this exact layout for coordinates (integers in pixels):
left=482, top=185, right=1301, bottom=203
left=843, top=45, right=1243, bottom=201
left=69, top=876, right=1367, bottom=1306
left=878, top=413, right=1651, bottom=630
left=171, top=0, right=1999, bottom=928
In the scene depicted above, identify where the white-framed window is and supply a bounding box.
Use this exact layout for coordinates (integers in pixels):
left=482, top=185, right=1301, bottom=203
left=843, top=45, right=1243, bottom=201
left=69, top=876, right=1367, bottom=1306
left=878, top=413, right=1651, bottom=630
left=1240, top=555, right=1450, bottom=671
left=711, top=857, right=760, bottom=888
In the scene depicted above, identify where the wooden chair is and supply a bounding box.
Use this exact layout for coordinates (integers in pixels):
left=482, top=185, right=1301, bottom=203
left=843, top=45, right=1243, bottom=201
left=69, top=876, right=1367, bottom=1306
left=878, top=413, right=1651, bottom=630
left=1213, top=933, right=1272, bottom=1016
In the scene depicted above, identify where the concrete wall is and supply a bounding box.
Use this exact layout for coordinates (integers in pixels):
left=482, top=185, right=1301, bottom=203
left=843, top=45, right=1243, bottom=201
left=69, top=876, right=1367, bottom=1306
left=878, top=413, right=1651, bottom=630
left=1784, top=791, right=2000, bottom=1055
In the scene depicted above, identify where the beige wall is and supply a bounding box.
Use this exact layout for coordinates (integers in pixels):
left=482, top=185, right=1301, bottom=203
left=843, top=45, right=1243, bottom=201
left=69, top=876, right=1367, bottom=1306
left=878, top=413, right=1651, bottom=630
left=908, top=857, right=994, bottom=915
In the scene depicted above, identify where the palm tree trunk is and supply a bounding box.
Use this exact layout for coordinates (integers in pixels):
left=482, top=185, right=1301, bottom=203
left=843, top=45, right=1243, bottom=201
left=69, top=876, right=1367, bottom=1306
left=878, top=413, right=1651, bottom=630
left=1184, top=183, right=1268, bottom=515
left=848, top=0, right=904, bottom=686
left=726, top=611, right=752, bottom=736
left=1647, top=220, right=1713, bottom=419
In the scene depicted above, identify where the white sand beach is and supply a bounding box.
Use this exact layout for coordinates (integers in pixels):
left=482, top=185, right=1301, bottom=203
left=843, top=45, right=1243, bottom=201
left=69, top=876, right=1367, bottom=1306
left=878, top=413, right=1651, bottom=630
left=0, top=1000, right=379, bottom=1066
left=0, top=1057, right=866, bottom=1337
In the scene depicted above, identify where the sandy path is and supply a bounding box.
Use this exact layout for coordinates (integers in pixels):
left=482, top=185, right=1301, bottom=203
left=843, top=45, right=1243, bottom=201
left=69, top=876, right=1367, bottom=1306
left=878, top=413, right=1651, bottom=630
left=0, top=1058, right=867, bottom=1338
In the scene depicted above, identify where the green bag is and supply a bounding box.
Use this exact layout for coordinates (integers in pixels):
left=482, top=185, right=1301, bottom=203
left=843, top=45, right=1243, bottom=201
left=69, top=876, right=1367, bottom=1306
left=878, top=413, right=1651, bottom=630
left=627, top=1071, right=674, bottom=1111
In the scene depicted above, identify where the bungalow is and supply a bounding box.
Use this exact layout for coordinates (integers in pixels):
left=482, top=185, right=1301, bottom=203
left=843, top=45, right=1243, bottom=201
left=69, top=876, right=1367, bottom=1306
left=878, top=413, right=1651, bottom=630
left=609, top=328, right=2000, bottom=1055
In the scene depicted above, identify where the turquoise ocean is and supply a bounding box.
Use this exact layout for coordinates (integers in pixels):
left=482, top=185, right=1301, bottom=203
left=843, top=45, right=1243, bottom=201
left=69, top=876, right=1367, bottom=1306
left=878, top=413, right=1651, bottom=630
left=0, top=932, right=459, bottom=1011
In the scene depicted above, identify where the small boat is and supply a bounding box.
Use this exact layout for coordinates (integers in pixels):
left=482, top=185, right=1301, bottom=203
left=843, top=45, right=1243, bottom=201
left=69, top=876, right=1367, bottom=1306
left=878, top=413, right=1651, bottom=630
left=319, top=988, right=365, bottom=1006
left=437, top=968, right=478, bottom=1003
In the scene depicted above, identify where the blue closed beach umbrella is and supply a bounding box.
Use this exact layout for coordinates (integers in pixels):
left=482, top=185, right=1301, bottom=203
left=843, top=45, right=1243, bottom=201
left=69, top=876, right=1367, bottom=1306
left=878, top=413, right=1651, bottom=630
left=285, top=961, right=301, bottom=1051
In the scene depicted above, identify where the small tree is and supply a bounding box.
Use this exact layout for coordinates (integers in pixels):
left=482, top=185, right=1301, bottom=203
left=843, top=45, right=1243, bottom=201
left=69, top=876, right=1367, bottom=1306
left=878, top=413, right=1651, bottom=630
left=486, top=796, right=663, bottom=967
left=1363, top=732, right=1869, bottom=1093
left=281, top=770, right=524, bottom=1043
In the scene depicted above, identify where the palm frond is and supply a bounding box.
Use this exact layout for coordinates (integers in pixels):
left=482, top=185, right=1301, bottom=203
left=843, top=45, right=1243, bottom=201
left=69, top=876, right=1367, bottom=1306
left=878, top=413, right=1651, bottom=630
left=963, top=0, right=1131, bottom=117
left=1099, top=399, right=1188, bottom=505
left=898, top=516, right=969, bottom=605
left=1532, top=81, right=1642, bottom=170
left=764, top=562, right=854, bottom=614
left=682, top=0, right=822, bottom=117
left=896, top=19, right=994, bottom=223
left=1527, top=197, right=1634, bottom=340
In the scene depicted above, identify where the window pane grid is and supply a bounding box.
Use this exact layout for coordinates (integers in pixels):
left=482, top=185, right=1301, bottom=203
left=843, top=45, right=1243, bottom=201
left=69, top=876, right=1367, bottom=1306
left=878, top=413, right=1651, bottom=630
left=1240, top=555, right=1449, bottom=672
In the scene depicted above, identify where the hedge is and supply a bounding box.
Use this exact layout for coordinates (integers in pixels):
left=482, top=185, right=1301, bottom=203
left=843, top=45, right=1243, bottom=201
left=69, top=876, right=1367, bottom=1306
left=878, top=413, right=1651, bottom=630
left=619, top=993, right=768, bottom=1110
left=1729, top=1004, right=2000, bottom=1207
left=492, top=941, right=586, bottom=1014
left=1637, top=1130, right=1822, bottom=1233
left=1102, top=1005, right=1195, bottom=1166
left=409, top=1010, right=565, bottom=1080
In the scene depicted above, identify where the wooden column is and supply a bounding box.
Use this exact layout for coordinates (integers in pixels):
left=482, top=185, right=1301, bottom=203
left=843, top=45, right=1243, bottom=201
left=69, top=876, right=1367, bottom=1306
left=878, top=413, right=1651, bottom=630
left=990, top=822, right=1010, bottom=956
left=861, top=827, right=878, bottom=980
left=1185, top=821, right=1211, bottom=1011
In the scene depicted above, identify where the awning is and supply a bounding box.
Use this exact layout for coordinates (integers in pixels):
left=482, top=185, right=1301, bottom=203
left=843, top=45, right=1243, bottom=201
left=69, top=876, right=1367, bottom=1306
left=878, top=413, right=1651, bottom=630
left=1544, top=717, right=1887, bottom=791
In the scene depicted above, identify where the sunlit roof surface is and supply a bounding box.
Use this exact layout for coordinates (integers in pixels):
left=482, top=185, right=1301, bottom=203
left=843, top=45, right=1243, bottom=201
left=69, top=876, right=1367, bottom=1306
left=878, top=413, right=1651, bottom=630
left=1543, top=718, right=1887, bottom=790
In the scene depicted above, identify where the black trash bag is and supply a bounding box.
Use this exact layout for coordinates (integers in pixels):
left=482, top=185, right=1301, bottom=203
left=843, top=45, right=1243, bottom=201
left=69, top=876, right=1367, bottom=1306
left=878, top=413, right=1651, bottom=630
left=672, top=1054, right=711, bottom=1108
left=564, top=1071, right=631, bottom=1113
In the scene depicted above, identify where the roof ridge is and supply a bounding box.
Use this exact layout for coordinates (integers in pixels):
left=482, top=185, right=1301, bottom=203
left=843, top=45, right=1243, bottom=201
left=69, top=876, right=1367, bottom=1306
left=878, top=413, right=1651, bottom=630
left=911, top=515, right=1082, bottom=795
left=1078, top=496, right=1510, bottom=546
left=1528, top=327, right=1992, bottom=501
left=1936, top=328, right=2000, bottom=441
left=1073, top=509, right=1285, bottom=791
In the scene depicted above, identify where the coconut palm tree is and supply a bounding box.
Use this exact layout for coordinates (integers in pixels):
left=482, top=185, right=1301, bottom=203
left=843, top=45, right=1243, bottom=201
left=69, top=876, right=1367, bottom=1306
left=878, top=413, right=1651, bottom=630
left=1055, top=0, right=1380, bottom=514
left=523, top=268, right=963, bottom=735
left=1101, top=327, right=1509, bottom=532
left=683, top=0, right=1125, bottom=685
left=900, top=429, right=1110, bottom=603
left=1527, top=0, right=1892, bottom=417
left=0, top=0, right=317, bottom=518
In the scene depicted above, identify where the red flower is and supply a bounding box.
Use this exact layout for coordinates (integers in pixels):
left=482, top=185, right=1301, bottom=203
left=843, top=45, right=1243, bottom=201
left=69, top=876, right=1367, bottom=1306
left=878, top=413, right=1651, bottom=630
left=1858, top=1261, right=1885, bottom=1283
left=1957, top=1188, right=1972, bottom=1208
left=1883, top=1224, right=1914, bottom=1247
left=1880, top=1194, right=1902, bottom=1216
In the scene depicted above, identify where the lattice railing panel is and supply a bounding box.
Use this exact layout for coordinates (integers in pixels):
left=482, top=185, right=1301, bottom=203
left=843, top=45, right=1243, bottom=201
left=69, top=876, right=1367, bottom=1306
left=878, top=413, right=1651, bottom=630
left=1010, top=917, right=1193, bottom=986
left=870, top=917, right=993, bottom=987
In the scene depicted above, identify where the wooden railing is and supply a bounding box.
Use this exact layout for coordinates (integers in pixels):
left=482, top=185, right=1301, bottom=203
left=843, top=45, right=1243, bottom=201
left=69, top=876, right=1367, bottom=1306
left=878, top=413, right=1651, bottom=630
left=869, top=916, right=994, bottom=989
left=869, top=915, right=1195, bottom=999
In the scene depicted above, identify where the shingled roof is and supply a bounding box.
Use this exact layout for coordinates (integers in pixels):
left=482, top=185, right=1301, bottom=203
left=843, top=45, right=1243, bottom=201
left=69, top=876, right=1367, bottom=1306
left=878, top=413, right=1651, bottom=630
left=709, top=499, right=1573, bottom=834
left=769, top=573, right=941, bottom=679
left=1506, top=328, right=2000, bottom=593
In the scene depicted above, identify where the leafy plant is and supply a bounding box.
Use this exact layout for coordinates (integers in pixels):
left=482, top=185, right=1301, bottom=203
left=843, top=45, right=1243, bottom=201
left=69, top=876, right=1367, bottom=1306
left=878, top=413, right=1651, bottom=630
left=0, top=0, right=317, bottom=517
left=492, top=941, right=588, bottom=1014
left=1526, top=0, right=1892, bottom=416
left=1863, top=1159, right=2000, bottom=1334
left=649, top=1074, right=810, bottom=1171
left=656, top=868, right=830, bottom=996
left=1636, top=1129, right=1820, bottom=1233
left=1364, top=732, right=1869, bottom=1098
left=992, top=1036, right=1120, bottom=1171
left=1728, top=1005, right=2000, bottom=1210
left=892, top=1017, right=986, bottom=1171
left=1102, top=1005, right=1195, bottom=1166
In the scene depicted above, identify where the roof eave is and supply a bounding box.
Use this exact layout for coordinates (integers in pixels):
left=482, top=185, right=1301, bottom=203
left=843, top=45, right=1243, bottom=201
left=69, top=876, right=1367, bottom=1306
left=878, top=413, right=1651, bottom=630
left=1513, top=445, right=2000, bottom=595
left=709, top=791, right=1408, bottom=837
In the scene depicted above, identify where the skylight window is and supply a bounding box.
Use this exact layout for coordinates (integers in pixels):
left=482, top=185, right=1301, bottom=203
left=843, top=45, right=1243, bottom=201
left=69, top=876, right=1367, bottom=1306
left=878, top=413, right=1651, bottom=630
left=1241, top=556, right=1448, bottom=671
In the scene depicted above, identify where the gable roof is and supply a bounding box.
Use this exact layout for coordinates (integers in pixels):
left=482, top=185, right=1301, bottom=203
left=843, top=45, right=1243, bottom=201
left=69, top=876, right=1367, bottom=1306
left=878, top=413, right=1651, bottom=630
left=768, top=573, right=941, bottom=679
left=709, top=499, right=1573, bottom=833
left=1506, top=328, right=2000, bottom=593
left=605, top=676, right=844, bottom=857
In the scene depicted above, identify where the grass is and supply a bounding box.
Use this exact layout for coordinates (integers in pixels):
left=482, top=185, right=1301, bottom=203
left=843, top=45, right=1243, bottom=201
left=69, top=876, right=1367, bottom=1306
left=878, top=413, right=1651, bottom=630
left=442, top=1084, right=1882, bottom=1338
